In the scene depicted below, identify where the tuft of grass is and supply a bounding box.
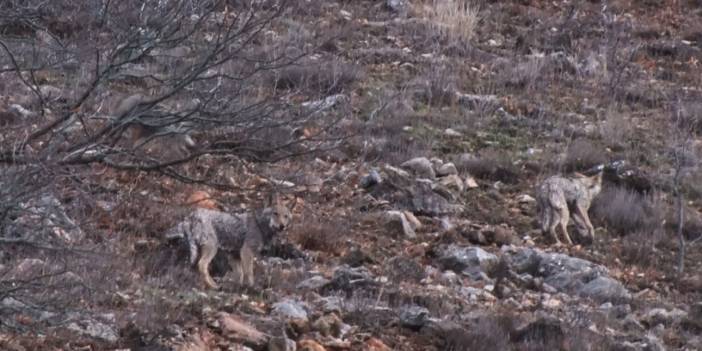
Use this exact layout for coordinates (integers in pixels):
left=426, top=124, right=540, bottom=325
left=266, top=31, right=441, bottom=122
left=591, top=186, right=663, bottom=236
left=562, top=138, right=607, bottom=173
left=423, top=0, right=479, bottom=44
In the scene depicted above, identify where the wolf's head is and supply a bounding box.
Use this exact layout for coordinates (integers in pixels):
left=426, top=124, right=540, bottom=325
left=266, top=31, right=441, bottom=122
left=260, top=193, right=293, bottom=232
left=583, top=172, right=603, bottom=197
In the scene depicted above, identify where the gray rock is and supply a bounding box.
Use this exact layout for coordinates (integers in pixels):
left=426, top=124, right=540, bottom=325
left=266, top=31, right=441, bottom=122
left=65, top=314, right=118, bottom=343
left=436, top=162, right=458, bottom=177
left=318, top=296, right=344, bottom=314
left=444, top=128, right=462, bottom=137
left=438, top=174, right=464, bottom=193
left=579, top=276, right=631, bottom=303
left=384, top=210, right=416, bottom=238
left=643, top=307, right=687, bottom=327
left=438, top=245, right=498, bottom=274
left=385, top=256, right=425, bottom=283
left=369, top=165, right=458, bottom=216
left=360, top=169, right=382, bottom=188
left=9, top=194, right=85, bottom=243
left=505, top=247, right=630, bottom=303
left=296, top=276, right=331, bottom=291
left=272, top=299, right=309, bottom=321
left=399, top=305, right=430, bottom=330
left=327, top=265, right=376, bottom=292
left=386, top=0, right=409, bottom=13
left=401, top=157, right=436, bottom=179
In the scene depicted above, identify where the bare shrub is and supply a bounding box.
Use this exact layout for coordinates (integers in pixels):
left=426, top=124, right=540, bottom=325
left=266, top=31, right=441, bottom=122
left=562, top=138, right=607, bottom=173
left=599, top=109, right=631, bottom=149
left=591, top=186, right=664, bottom=236
left=498, top=55, right=546, bottom=90
left=420, top=0, right=479, bottom=44
left=273, top=59, right=363, bottom=94
left=440, top=315, right=513, bottom=351
left=456, top=150, right=519, bottom=184
left=289, top=215, right=344, bottom=254
left=618, top=231, right=664, bottom=268
left=415, top=63, right=459, bottom=107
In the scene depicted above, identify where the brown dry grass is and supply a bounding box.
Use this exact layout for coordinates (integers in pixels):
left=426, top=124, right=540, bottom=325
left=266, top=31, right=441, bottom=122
left=417, top=0, right=479, bottom=44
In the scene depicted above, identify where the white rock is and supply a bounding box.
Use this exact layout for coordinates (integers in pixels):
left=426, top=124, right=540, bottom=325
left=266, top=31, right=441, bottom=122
left=465, top=176, right=479, bottom=189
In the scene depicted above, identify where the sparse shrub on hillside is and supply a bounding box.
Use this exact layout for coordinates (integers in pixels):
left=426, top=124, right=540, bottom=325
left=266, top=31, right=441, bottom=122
left=562, top=138, right=607, bottom=173
left=273, top=59, right=363, bottom=94
left=498, top=55, right=546, bottom=91
left=456, top=150, right=519, bottom=184
left=421, top=0, right=479, bottom=44
left=590, top=186, right=663, bottom=236
left=416, top=63, right=459, bottom=107
left=599, top=109, right=631, bottom=150
left=289, top=215, right=344, bottom=254
left=618, top=230, right=664, bottom=268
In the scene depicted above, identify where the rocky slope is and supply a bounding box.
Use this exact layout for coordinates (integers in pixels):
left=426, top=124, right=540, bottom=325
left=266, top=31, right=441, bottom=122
left=2, top=0, right=702, bottom=350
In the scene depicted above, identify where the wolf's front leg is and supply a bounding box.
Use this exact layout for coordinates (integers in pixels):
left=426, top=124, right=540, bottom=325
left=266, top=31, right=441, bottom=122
left=240, top=245, right=256, bottom=287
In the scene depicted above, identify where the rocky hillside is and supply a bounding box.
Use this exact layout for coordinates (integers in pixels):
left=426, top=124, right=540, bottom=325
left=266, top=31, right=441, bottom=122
left=1, top=0, right=702, bottom=350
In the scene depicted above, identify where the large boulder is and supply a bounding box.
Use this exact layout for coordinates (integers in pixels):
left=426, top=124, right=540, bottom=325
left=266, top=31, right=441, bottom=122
left=367, top=165, right=461, bottom=216
left=438, top=245, right=498, bottom=279
left=505, top=247, right=630, bottom=303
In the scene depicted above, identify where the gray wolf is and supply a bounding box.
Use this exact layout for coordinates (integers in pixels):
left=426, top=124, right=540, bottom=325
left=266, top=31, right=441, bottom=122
left=166, top=194, right=292, bottom=289
left=537, top=169, right=603, bottom=245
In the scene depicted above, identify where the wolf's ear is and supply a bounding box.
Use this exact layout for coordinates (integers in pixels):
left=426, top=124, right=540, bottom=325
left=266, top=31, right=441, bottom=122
left=266, top=192, right=281, bottom=206
left=289, top=196, right=300, bottom=212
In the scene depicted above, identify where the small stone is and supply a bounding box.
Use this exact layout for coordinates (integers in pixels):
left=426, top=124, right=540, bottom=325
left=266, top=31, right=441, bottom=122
left=385, top=0, right=408, bottom=14
left=296, top=276, right=331, bottom=291
left=438, top=245, right=498, bottom=274
left=444, top=128, right=462, bottom=137
left=517, top=194, right=536, bottom=203
left=403, top=211, right=422, bottom=230
left=311, top=313, right=345, bottom=338
left=465, top=176, right=479, bottom=189
left=360, top=169, right=382, bottom=188
left=439, top=174, right=464, bottom=193
left=384, top=210, right=416, bottom=238
left=436, top=162, right=458, bottom=176
left=399, top=306, right=430, bottom=330
left=401, top=157, right=436, bottom=179
left=272, top=299, right=309, bottom=322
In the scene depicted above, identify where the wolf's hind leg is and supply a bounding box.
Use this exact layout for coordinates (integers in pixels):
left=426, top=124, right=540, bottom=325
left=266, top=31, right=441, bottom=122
left=197, top=242, right=219, bottom=289
left=558, top=205, right=573, bottom=245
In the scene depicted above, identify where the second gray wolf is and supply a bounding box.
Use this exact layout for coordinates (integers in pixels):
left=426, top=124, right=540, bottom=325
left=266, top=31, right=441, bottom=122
left=166, top=194, right=292, bottom=289
left=536, top=169, right=603, bottom=245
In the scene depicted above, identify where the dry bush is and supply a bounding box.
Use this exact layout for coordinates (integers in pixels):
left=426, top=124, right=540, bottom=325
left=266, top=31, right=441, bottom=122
left=497, top=55, right=546, bottom=90
left=288, top=215, right=344, bottom=255
left=599, top=109, right=631, bottom=149
left=441, top=315, right=513, bottom=351
left=456, top=150, right=519, bottom=184
left=618, top=231, right=664, bottom=268
left=591, top=186, right=664, bottom=236
left=273, top=59, right=363, bottom=94
left=562, top=138, right=607, bottom=173
left=420, top=0, right=479, bottom=44
left=415, top=63, right=459, bottom=107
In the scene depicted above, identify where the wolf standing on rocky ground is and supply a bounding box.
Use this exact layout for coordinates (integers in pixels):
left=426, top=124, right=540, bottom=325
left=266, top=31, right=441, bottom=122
left=537, top=166, right=603, bottom=245
left=166, top=193, right=293, bottom=289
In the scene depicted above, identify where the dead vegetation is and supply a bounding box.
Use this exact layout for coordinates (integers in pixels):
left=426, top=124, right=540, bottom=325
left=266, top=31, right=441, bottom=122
left=2, top=0, right=702, bottom=350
